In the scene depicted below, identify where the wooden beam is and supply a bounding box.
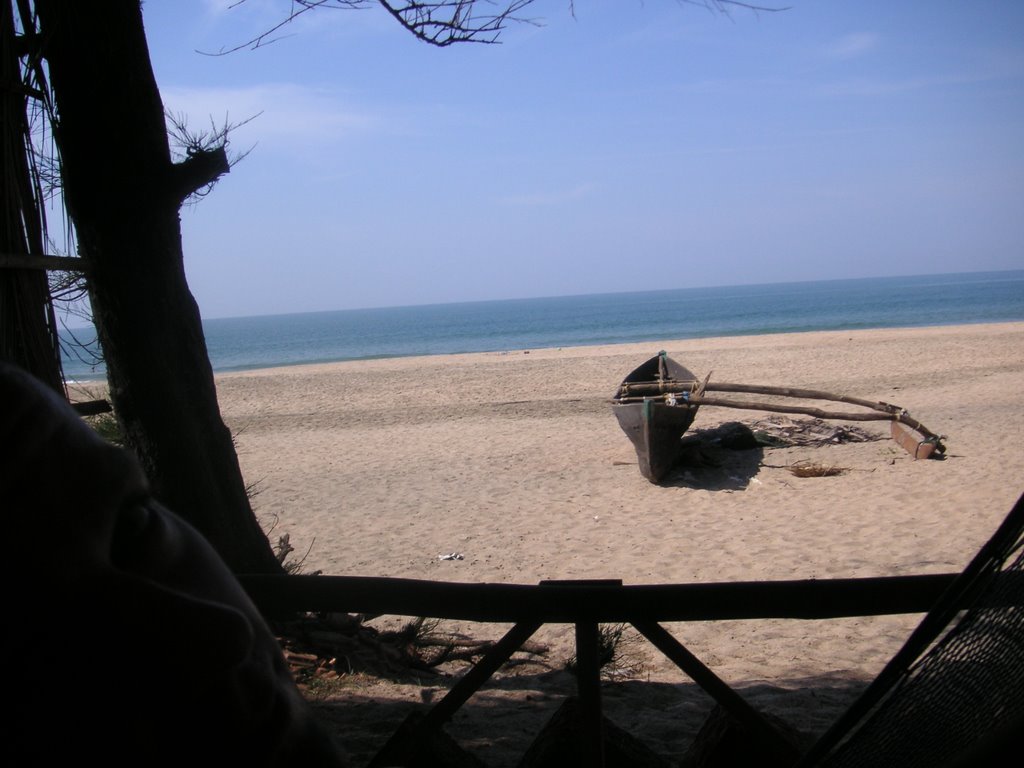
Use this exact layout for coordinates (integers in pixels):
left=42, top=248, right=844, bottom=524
left=370, top=620, right=543, bottom=766
left=633, top=619, right=800, bottom=765
left=420, top=620, right=543, bottom=730
left=619, top=379, right=900, bottom=415
left=239, top=572, right=962, bottom=623
left=0, top=251, right=89, bottom=272
left=615, top=393, right=899, bottom=422
left=612, top=385, right=945, bottom=448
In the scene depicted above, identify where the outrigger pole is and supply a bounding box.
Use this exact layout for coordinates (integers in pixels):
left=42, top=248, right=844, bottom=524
left=615, top=378, right=946, bottom=460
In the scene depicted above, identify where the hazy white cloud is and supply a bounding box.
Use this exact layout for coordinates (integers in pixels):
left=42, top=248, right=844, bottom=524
left=195, top=0, right=388, bottom=50
left=199, top=0, right=285, bottom=22
left=499, top=183, right=598, bottom=206
left=825, top=32, right=880, bottom=60
left=817, top=71, right=983, bottom=98
left=199, top=0, right=236, bottom=14
left=160, top=83, right=378, bottom=149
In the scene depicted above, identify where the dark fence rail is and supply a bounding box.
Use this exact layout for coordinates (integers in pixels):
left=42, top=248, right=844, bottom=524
left=239, top=572, right=960, bottom=623
left=238, top=572, right=969, bottom=767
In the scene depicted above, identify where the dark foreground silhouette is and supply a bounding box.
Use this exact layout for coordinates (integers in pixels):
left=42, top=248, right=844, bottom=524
left=0, top=362, right=347, bottom=766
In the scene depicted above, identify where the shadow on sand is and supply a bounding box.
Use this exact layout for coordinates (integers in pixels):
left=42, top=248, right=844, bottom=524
left=309, top=665, right=871, bottom=767
left=658, top=421, right=766, bottom=492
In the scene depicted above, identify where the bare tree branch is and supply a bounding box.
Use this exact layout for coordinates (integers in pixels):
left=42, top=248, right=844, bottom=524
left=374, top=0, right=539, bottom=47
left=202, top=0, right=785, bottom=56
left=201, top=0, right=340, bottom=55
left=682, top=0, right=792, bottom=17
left=202, top=0, right=541, bottom=54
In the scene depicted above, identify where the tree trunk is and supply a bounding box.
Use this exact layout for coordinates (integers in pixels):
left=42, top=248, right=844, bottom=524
left=34, top=0, right=281, bottom=574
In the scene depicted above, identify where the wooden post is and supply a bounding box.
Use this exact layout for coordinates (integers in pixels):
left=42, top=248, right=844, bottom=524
left=574, top=621, right=606, bottom=768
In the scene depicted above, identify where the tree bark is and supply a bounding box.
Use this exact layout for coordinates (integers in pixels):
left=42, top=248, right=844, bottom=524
left=34, top=0, right=281, bottom=574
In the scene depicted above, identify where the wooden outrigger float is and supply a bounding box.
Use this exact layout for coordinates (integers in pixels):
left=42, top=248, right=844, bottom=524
left=613, top=351, right=946, bottom=483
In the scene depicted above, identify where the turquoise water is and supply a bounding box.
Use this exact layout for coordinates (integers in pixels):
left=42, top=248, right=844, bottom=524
left=61, top=270, right=1024, bottom=380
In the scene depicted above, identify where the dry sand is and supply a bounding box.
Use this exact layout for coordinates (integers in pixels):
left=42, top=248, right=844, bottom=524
left=171, top=323, right=1024, bottom=762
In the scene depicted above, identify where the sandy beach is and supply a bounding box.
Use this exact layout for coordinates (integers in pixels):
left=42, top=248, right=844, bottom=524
left=134, top=323, right=1024, bottom=762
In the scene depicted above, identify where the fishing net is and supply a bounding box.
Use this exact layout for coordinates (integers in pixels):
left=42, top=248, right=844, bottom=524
left=807, top=495, right=1024, bottom=767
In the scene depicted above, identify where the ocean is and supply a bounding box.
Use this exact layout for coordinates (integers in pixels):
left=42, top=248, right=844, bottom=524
left=60, top=270, right=1024, bottom=381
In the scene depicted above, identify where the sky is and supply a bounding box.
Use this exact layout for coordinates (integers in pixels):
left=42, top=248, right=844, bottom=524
left=136, top=0, right=1024, bottom=319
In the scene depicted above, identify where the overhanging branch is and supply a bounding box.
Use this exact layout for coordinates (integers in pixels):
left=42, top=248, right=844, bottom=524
left=202, top=1, right=787, bottom=55
left=202, top=0, right=540, bottom=54
left=375, top=0, right=539, bottom=46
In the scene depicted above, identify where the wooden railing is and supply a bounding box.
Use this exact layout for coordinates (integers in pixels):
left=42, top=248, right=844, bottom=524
left=239, top=573, right=960, bottom=767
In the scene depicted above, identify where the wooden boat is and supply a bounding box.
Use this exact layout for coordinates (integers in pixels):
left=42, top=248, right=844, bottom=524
left=612, top=351, right=701, bottom=482
left=613, top=352, right=947, bottom=483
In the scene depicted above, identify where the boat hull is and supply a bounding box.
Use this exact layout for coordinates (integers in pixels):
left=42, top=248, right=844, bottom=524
left=612, top=353, right=700, bottom=483
left=614, top=398, right=699, bottom=482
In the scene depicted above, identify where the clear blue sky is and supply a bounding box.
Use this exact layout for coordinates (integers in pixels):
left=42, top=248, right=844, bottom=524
left=138, top=1, right=1024, bottom=319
